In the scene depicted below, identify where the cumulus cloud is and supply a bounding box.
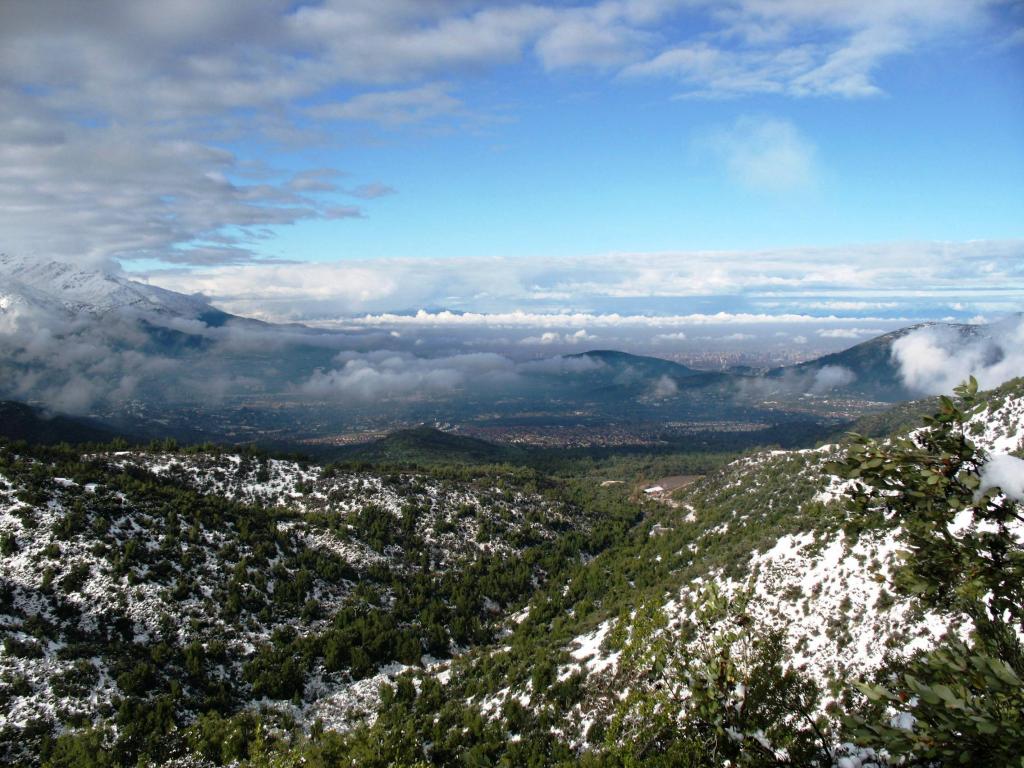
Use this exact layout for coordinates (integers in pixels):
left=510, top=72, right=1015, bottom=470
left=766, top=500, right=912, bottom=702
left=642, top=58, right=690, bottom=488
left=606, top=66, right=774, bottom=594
left=891, top=316, right=1024, bottom=395
left=519, top=329, right=596, bottom=345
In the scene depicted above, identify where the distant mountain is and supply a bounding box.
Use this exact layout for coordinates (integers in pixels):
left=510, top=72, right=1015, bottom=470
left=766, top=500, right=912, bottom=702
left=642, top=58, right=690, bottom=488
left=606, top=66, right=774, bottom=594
left=560, top=349, right=732, bottom=395
left=0, top=400, right=121, bottom=444
left=767, top=321, right=997, bottom=401
left=569, top=349, right=702, bottom=377
left=0, top=253, right=221, bottom=320
left=3, top=254, right=1019, bottom=443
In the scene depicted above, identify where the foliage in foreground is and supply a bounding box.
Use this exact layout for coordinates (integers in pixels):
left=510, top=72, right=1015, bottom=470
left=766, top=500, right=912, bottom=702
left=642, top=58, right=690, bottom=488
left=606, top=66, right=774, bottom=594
left=833, top=377, right=1024, bottom=766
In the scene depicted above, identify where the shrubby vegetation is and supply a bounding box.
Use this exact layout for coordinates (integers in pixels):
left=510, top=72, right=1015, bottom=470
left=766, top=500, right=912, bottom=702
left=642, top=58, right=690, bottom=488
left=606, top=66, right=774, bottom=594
left=2, top=378, right=1022, bottom=766
left=833, top=378, right=1024, bottom=765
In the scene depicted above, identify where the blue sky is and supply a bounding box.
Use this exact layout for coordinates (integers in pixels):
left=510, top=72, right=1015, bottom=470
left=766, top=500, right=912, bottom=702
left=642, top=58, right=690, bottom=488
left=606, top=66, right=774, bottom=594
left=264, top=38, right=1024, bottom=263
left=1, top=0, right=1022, bottom=326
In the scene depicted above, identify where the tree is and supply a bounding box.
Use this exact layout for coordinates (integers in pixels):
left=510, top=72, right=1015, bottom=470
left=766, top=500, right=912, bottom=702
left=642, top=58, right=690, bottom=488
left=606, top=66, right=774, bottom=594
left=603, top=587, right=829, bottom=767
left=833, top=377, right=1024, bottom=765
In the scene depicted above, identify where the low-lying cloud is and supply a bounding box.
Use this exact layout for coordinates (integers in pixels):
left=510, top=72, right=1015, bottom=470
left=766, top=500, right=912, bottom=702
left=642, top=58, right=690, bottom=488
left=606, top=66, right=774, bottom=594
left=651, top=375, right=679, bottom=399
left=148, top=240, right=1024, bottom=324
left=892, top=316, right=1024, bottom=395
left=298, top=347, right=614, bottom=401
left=300, top=351, right=517, bottom=401
left=809, top=365, right=856, bottom=394
left=978, top=454, right=1024, bottom=503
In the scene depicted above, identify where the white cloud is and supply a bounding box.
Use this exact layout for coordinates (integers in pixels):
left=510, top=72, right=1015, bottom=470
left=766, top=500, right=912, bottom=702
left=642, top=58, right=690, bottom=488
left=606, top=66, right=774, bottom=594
left=806, top=301, right=899, bottom=311
left=978, top=454, right=1024, bottom=503
left=818, top=327, right=884, bottom=339
left=520, top=329, right=597, bottom=345
left=891, top=316, right=1024, bottom=395
left=309, top=83, right=465, bottom=126
left=144, top=240, right=1024, bottom=322
left=623, top=0, right=991, bottom=99
left=650, top=374, right=679, bottom=398
left=704, top=116, right=817, bottom=191
left=809, top=364, right=856, bottom=393
left=0, top=0, right=1007, bottom=267
left=300, top=350, right=517, bottom=401
left=535, top=5, right=649, bottom=70
left=349, top=309, right=892, bottom=329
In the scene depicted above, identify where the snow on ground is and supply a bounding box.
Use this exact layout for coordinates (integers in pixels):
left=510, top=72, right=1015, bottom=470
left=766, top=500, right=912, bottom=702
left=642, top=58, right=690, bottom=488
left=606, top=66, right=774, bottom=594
left=569, top=619, right=619, bottom=676
left=732, top=528, right=960, bottom=686
left=968, top=383, right=1024, bottom=455
left=550, top=385, right=1024, bottom=741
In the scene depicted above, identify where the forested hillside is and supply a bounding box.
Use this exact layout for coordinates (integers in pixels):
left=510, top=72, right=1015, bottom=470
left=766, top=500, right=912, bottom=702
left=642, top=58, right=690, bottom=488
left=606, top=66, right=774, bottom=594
left=1, top=379, right=1021, bottom=767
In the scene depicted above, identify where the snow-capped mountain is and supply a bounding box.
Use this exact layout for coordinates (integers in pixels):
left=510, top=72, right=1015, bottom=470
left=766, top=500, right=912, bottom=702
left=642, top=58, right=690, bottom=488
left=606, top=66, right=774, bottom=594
left=0, top=253, right=220, bottom=321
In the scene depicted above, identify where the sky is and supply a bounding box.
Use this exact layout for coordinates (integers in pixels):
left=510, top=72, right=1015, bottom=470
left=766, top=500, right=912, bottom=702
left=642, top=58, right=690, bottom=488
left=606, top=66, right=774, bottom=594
left=1, top=0, right=1023, bottom=326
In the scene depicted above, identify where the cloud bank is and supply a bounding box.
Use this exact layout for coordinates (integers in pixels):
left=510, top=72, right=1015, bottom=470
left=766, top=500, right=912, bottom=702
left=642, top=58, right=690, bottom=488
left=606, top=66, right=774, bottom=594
left=146, top=240, right=1024, bottom=322
left=892, top=316, right=1024, bottom=395
left=300, top=351, right=518, bottom=401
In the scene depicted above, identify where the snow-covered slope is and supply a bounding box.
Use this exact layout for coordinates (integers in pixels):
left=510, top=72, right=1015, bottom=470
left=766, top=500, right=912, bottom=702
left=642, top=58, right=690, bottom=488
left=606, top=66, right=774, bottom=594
left=0, top=253, right=216, bottom=320
left=475, top=378, right=1024, bottom=750
left=0, top=447, right=592, bottom=764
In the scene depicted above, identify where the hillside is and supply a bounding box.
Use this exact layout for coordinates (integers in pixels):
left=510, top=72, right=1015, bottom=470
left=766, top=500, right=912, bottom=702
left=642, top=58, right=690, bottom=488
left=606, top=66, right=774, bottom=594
left=439, top=376, right=1024, bottom=761
left=766, top=320, right=1012, bottom=402
left=0, top=445, right=628, bottom=765
left=1, top=379, right=1021, bottom=766
left=0, top=401, right=121, bottom=445
left=332, top=427, right=528, bottom=466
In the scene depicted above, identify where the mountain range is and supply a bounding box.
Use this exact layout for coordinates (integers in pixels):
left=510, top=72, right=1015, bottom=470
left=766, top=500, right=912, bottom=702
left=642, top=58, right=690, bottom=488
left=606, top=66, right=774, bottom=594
left=1, top=256, right=1018, bottom=448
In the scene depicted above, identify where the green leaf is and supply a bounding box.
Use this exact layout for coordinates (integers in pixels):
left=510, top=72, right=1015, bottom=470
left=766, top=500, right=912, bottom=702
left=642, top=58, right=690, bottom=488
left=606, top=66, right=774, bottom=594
left=932, top=684, right=964, bottom=709
left=985, top=657, right=1023, bottom=687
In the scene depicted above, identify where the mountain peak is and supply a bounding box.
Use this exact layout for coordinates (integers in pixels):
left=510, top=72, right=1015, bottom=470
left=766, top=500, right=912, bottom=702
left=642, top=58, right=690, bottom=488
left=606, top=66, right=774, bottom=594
left=0, top=253, right=214, bottom=319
